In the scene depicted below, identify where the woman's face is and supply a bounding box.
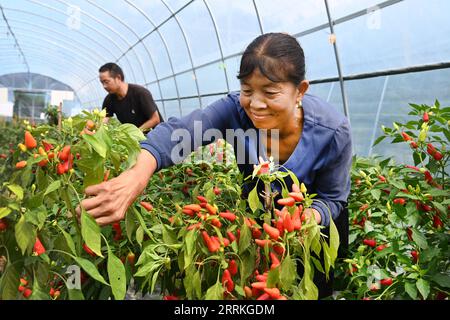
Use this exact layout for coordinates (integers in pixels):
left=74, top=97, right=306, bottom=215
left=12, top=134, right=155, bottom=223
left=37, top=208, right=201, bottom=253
left=239, top=68, right=306, bottom=130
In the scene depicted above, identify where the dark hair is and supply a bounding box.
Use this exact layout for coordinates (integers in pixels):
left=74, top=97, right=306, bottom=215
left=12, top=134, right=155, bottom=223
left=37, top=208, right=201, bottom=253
left=237, top=33, right=305, bottom=85
left=99, top=63, right=125, bottom=81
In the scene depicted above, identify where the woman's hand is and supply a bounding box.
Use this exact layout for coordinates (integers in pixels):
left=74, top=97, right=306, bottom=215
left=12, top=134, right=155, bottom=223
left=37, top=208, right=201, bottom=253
left=76, top=150, right=157, bottom=226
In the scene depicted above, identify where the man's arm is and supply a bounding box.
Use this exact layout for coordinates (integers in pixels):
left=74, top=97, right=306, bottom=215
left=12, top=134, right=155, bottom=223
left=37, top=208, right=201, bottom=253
left=139, top=111, right=160, bottom=132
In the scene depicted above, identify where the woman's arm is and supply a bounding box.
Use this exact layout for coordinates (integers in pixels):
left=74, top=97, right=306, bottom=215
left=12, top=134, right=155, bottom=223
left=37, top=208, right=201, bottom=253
left=78, top=150, right=157, bottom=226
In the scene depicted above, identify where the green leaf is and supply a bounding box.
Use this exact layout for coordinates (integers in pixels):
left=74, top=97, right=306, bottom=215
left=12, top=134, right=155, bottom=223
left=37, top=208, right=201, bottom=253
left=310, top=256, right=325, bottom=274
left=405, top=282, right=418, bottom=300
left=192, top=270, right=202, bottom=299
left=204, top=281, right=224, bottom=300
left=279, top=255, right=296, bottom=291
left=432, top=201, right=447, bottom=215
left=328, top=214, right=340, bottom=266
left=162, top=225, right=177, bottom=245
left=248, top=186, right=260, bottom=213
left=118, top=123, right=146, bottom=142
left=25, top=206, right=47, bottom=230
left=389, top=179, right=407, bottom=190
left=81, top=210, right=103, bottom=257
left=15, top=214, right=36, bottom=255
left=0, top=264, right=20, bottom=300
left=125, top=207, right=137, bottom=242
left=370, top=189, right=381, bottom=201
left=0, top=207, right=12, bottom=219
left=73, top=257, right=109, bottom=286
left=57, top=225, right=77, bottom=256
left=136, top=226, right=144, bottom=247
left=238, top=223, right=251, bottom=254
left=82, top=134, right=107, bottom=158
left=416, top=278, right=430, bottom=300
left=68, top=289, right=85, bottom=300
left=7, top=184, right=24, bottom=201
left=184, top=230, right=196, bottom=270
left=431, top=273, right=450, bottom=288
left=372, top=135, right=386, bottom=147
left=266, top=268, right=280, bottom=288
left=107, top=247, right=126, bottom=300
left=44, top=180, right=61, bottom=196
left=411, top=229, right=428, bottom=250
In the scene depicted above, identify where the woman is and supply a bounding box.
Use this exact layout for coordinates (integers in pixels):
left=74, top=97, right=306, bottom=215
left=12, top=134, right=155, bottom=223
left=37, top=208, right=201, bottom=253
left=79, top=33, right=352, bottom=298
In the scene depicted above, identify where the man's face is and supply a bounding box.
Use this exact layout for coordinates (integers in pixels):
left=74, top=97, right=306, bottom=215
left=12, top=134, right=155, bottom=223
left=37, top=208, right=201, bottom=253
left=99, top=71, right=121, bottom=94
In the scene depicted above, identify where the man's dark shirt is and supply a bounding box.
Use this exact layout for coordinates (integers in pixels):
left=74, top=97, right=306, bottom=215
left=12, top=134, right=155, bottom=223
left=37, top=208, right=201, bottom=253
left=102, top=84, right=164, bottom=128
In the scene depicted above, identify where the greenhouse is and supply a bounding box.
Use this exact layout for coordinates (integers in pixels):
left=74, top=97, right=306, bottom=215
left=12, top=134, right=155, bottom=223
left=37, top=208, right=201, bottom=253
left=0, top=0, right=448, bottom=302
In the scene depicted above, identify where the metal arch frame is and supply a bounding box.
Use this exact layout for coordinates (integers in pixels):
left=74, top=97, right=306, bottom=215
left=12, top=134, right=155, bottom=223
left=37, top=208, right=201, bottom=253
left=161, top=0, right=202, bottom=111
left=0, top=4, right=30, bottom=74
left=2, top=8, right=121, bottom=71
left=5, top=18, right=114, bottom=69
left=24, top=0, right=138, bottom=84
left=0, top=48, right=99, bottom=100
left=1, top=55, right=99, bottom=103
left=123, top=0, right=182, bottom=117
left=202, top=0, right=230, bottom=94
left=83, top=0, right=149, bottom=86
left=0, top=60, right=86, bottom=104
left=0, top=27, right=103, bottom=74
left=0, top=35, right=104, bottom=100
left=252, top=0, right=264, bottom=35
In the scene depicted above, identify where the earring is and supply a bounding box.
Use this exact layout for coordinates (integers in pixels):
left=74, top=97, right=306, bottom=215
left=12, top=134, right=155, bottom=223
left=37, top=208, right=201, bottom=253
left=297, top=100, right=303, bottom=109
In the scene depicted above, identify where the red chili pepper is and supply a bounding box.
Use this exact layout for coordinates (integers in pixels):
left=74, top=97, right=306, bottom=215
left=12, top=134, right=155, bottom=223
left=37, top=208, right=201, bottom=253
left=15, top=161, right=27, bottom=170
left=288, top=192, right=304, bottom=202
left=228, top=259, right=238, bottom=276
left=277, top=197, right=296, bottom=207
left=433, top=214, right=443, bottom=229
left=33, top=237, right=46, bottom=255
left=222, top=269, right=234, bottom=292
left=410, top=141, right=418, bottom=149
left=205, top=203, right=217, bottom=215
left=184, top=204, right=202, bottom=213
left=380, top=278, right=393, bottom=286
left=263, top=223, right=280, bottom=240
left=423, top=112, right=429, bottom=122
left=411, top=250, right=419, bottom=263
left=219, top=211, right=236, bottom=222
left=359, top=204, right=369, bottom=211
left=0, top=218, right=8, bottom=231
left=24, top=131, right=37, bottom=149
left=112, top=222, right=122, bottom=241
left=42, top=140, right=53, bottom=152
left=213, top=186, right=221, bottom=195
left=264, top=287, right=281, bottom=299
left=187, top=222, right=202, bottom=231
left=83, top=243, right=96, bottom=257
left=393, top=198, right=406, bottom=205
left=140, top=201, right=153, bottom=212
left=23, top=288, right=33, bottom=299
left=378, top=175, right=386, bottom=182
left=376, top=244, right=387, bottom=252
left=401, top=132, right=412, bottom=141
left=426, top=143, right=436, bottom=156
left=201, top=231, right=220, bottom=253
left=251, top=281, right=267, bottom=290
left=270, top=252, right=280, bottom=269
left=255, top=239, right=272, bottom=248
left=252, top=227, right=262, bottom=239
left=227, top=231, right=236, bottom=243
left=363, top=239, right=377, bottom=248
left=283, top=211, right=294, bottom=233
left=433, top=151, right=443, bottom=161
left=272, top=244, right=285, bottom=256
left=58, top=145, right=71, bottom=162
left=210, top=218, right=222, bottom=228
left=196, top=195, right=208, bottom=203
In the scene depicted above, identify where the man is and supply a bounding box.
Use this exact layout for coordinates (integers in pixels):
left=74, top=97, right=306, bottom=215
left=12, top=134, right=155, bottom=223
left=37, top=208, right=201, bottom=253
left=99, top=63, right=163, bottom=132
